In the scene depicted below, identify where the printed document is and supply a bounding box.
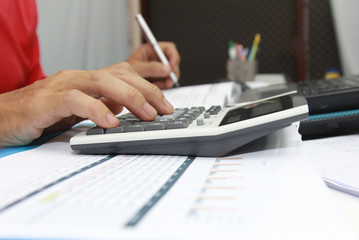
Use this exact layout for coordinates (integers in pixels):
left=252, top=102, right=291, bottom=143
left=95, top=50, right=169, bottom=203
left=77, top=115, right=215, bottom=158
left=303, top=134, right=359, bottom=197
left=0, top=125, right=356, bottom=240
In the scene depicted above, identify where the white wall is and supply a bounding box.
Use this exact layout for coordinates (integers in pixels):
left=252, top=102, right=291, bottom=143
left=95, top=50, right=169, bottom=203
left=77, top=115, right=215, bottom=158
left=330, top=0, right=359, bottom=76
left=37, top=0, right=130, bottom=76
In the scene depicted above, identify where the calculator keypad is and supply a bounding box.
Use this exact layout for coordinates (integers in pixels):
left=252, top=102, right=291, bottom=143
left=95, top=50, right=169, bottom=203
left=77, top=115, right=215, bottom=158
left=86, top=106, right=221, bottom=135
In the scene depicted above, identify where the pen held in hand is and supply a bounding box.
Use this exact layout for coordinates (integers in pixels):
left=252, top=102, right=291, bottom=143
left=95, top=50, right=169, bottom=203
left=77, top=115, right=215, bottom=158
left=135, top=13, right=180, bottom=87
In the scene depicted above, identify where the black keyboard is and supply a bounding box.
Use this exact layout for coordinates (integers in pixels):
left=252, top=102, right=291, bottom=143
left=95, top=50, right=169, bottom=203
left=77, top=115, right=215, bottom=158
left=296, top=75, right=359, bottom=138
left=296, top=75, right=359, bottom=114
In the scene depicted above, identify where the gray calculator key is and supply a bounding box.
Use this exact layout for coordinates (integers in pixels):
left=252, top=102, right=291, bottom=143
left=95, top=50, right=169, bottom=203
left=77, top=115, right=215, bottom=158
left=106, top=126, right=125, bottom=134
left=187, top=111, right=200, bottom=118
left=154, top=119, right=173, bottom=125
left=208, top=109, right=218, bottom=115
left=197, top=119, right=205, bottom=126
left=206, top=105, right=222, bottom=115
left=125, top=125, right=145, bottom=132
left=175, top=107, right=189, bottom=112
left=180, top=115, right=193, bottom=123
left=125, top=117, right=140, bottom=122
left=145, top=123, right=166, bottom=131
left=161, top=115, right=176, bottom=120
left=86, top=127, right=105, bottom=135
left=191, top=107, right=204, bottom=113
left=183, top=113, right=195, bottom=121
left=177, top=118, right=190, bottom=125
left=198, top=106, right=206, bottom=112
left=167, top=121, right=189, bottom=129
left=118, top=122, right=130, bottom=127
left=204, top=112, right=211, bottom=119
left=136, top=122, right=150, bottom=126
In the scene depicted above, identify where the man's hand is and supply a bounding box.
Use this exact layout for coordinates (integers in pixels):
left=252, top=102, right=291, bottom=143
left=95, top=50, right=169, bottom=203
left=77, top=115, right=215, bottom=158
left=0, top=62, right=173, bottom=146
left=127, top=42, right=180, bottom=89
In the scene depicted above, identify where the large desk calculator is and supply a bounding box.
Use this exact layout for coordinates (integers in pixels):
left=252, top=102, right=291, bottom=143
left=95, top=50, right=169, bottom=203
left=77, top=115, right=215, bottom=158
left=70, top=93, right=308, bottom=157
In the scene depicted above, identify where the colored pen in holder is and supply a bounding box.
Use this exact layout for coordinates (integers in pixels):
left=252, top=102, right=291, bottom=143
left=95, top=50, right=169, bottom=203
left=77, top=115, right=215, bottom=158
left=227, top=34, right=260, bottom=82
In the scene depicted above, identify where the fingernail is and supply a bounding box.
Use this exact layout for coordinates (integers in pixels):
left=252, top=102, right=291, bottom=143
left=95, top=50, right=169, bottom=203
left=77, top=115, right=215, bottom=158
left=143, top=102, right=157, bottom=117
left=162, top=65, right=170, bottom=73
left=163, top=97, right=173, bottom=111
left=106, top=113, right=119, bottom=126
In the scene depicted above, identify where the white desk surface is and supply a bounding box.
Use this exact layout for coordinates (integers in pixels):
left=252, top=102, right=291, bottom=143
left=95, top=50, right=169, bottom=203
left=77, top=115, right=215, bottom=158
left=330, top=189, right=359, bottom=238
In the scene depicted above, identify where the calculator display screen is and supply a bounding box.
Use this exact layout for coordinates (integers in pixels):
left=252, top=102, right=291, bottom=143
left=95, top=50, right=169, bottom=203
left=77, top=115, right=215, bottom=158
left=219, top=96, right=293, bottom=126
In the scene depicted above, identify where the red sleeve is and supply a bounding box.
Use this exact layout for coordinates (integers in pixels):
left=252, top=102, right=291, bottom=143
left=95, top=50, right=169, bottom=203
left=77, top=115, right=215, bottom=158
left=0, top=0, right=46, bottom=94
left=25, top=1, right=46, bottom=86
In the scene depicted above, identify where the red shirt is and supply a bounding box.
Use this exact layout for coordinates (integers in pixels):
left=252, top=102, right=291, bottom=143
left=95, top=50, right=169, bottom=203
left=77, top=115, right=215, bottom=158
left=0, top=0, right=46, bottom=94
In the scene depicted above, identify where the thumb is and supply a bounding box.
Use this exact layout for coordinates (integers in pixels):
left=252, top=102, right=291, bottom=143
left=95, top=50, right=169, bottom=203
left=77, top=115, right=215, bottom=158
left=133, top=61, right=171, bottom=78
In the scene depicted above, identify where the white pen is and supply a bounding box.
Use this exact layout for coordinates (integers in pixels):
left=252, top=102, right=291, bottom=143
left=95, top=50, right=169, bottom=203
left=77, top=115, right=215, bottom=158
left=135, top=13, right=180, bottom=87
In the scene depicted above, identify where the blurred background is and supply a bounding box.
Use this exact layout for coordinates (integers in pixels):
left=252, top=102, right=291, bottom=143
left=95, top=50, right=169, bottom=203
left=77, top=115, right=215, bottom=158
left=37, top=0, right=359, bottom=85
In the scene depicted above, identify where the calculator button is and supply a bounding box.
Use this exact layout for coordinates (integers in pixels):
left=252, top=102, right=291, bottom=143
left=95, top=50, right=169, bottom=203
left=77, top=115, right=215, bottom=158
left=125, top=125, right=145, bottom=132
left=187, top=110, right=200, bottom=118
left=118, top=121, right=130, bottom=127
left=190, top=107, right=202, bottom=114
left=207, top=105, right=222, bottom=115
left=175, top=107, right=189, bottom=112
left=161, top=115, right=177, bottom=120
left=153, top=119, right=173, bottom=125
left=198, top=106, right=206, bottom=112
left=180, top=116, right=193, bottom=124
left=106, top=126, right=125, bottom=134
left=86, top=127, right=105, bottom=135
left=145, top=123, right=166, bottom=131
left=123, top=117, right=140, bottom=122
left=177, top=118, right=190, bottom=125
left=204, top=112, right=211, bottom=119
left=196, top=119, right=205, bottom=126
left=208, top=109, right=218, bottom=115
left=167, top=121, right=189, bottom=129
left=135, top=122, right=151, bottom=126
left=182, top=114, right=195, bottom=121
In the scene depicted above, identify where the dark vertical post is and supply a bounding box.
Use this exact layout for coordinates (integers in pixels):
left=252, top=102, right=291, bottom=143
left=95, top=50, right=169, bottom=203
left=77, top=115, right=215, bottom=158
left=296, top=0, right=309, bottom=81
left=140, top=0, right=149, bottom=44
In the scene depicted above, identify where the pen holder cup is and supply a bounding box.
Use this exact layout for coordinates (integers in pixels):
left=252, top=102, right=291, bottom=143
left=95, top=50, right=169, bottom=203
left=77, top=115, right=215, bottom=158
left=227, top=60, right=258, bottom=83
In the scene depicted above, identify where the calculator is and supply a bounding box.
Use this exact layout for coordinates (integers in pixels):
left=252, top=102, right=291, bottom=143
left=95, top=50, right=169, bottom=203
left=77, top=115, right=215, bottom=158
left=70, top=93, right=308, bottom=157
